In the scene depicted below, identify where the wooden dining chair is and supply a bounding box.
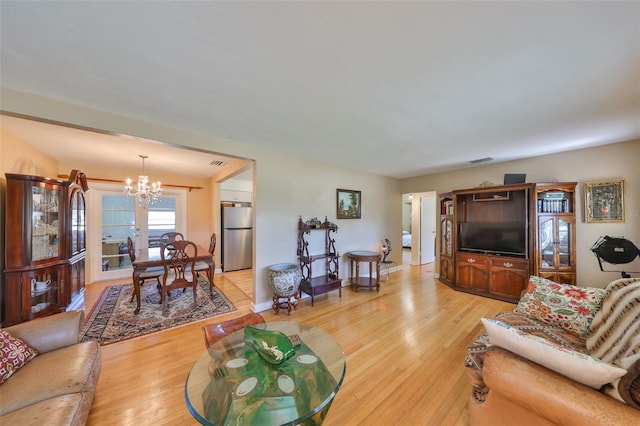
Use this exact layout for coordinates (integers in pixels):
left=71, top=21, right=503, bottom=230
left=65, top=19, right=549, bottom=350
left=201, top=312, right=265, bottom=349
left=127, top=236, right=164, bottom=302
left=159, top=232, right=184, bottom=245
left=160, top=240, right=198, bottom=316
left=193, top=233, right=216, bottom=292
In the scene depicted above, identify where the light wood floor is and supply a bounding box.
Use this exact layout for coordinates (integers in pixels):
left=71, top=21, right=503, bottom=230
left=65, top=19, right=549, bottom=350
left=83, top=262, right=514, bottom=425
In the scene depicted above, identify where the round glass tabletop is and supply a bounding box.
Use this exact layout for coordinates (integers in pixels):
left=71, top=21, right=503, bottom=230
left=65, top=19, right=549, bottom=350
left=185, top=321, right=346, bottom=426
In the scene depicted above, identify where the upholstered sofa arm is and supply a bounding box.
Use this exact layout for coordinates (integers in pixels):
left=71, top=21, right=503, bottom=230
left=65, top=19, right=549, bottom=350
left=4, top=310, right=83, bottom=354
left=619, top=359, right=640, bottom=409
left=475, top=346, right=640, bottom=425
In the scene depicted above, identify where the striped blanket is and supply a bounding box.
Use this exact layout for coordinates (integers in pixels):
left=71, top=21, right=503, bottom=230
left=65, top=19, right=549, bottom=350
left=587, top=277, right=640, bottom=367
left=586, top=277, right=640, bottom=407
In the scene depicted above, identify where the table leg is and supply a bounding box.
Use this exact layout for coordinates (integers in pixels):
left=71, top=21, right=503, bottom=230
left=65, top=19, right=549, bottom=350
left=133, top=272, right=141, bottom=315
left=355, top=261, right=360, bottom=292
left=208, top=261, right=215, bottom=295
left=376, top=260, right=380, bottom=292
left=349, top=259, right=353, bottom=289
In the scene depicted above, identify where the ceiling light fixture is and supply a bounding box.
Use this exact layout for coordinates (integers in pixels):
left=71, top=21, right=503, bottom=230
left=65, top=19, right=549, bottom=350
left=124, top=155, right=162, bottom=208
left=469, top=157, right=494, bottom=164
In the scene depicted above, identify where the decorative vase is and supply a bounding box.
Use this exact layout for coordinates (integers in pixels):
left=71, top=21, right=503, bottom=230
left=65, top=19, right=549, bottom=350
left=267, top=263, right=302, bottom=297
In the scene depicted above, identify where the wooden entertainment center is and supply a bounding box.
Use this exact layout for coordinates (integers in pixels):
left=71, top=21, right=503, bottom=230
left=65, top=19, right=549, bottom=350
left=438, top=182, right=576, bottom=303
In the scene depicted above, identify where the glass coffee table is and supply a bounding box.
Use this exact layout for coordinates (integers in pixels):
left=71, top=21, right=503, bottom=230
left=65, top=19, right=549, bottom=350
left=185, top=321, right=346, bottom=425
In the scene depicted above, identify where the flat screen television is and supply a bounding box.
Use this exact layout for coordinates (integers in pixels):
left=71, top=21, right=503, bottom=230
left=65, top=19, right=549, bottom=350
left=459, top=222, right=527, bottom=257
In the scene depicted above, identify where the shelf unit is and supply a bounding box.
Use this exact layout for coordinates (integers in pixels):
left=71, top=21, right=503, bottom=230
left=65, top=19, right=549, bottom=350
left=534, top=182, right=577, bottom=284
left=3, top=170, right=89, bottom=326
left=297, top=217, right=342, bottom=306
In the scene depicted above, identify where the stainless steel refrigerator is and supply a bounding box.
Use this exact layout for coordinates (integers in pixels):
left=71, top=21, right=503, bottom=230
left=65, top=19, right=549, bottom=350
left=221, top=206, right=253, bottom=271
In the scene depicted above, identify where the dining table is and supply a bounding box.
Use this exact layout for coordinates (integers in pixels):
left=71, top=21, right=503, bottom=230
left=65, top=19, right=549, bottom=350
left=184, top=321, right=346, bottom=425
left=131, top=245, right=215, bottom=315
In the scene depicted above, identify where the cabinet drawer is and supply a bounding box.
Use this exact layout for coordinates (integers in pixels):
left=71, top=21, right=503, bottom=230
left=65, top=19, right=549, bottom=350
left=490, top=258, right=528, bottom=270
left=457, top=252, right=488, bottom=266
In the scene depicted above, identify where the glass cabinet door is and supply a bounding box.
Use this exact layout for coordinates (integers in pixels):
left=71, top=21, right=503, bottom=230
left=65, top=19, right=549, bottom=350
left=538, top=216, right=573, bottom=270
left=29, top=267, right=61, bottom=318
left=70, top=190, right=86, bottom=255
left=440, top=217, right=453, bottom=256
left=539, top=217, right=554, bottom=268
left=558, top=218, right=572, bottom=268
left=31, top=185, right=61, bottom=261
left=79, top=192, right=86, bottom=251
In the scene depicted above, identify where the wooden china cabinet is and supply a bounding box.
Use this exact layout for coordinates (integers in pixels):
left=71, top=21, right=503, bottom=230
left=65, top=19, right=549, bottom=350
left=3, top=170, right=89, bottom=326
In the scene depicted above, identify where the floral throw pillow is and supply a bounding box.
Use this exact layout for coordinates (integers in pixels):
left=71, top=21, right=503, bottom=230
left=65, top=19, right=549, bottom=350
left=515, top=276, right=606, bottom=338
left=0, top=328, right=38, bottom=384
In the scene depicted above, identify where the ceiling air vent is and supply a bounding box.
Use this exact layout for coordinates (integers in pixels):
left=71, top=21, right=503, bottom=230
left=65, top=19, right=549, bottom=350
left=210, top=160, right=227, bottom=167
left=469, top=157, right=494, bottom=164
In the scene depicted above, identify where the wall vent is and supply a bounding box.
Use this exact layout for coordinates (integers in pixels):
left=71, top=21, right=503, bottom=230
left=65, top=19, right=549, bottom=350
left=210, top=160, right=227, bottom=167
left=469, top=157, right=494, bottom=164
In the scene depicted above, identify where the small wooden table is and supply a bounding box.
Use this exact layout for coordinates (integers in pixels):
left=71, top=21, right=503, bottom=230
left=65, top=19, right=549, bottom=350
left=347, top=250, right=381, bottom=292
left=131, top=246, right=214, bottom=315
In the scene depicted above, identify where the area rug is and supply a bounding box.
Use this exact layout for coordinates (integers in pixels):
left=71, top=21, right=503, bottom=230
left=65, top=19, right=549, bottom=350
left=80, top=277, right=236, bottom=345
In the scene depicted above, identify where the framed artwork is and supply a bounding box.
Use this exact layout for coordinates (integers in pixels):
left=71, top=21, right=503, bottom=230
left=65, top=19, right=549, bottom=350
left=337, top=189, right=361, bottom=219
left=584, top=179, right=625, bottom=223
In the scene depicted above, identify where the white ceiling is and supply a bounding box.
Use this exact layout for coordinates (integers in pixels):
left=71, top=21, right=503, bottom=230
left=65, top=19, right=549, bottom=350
left=1, top=1, right=639, bottom=179
left=0, top=113, right=251, bottom=180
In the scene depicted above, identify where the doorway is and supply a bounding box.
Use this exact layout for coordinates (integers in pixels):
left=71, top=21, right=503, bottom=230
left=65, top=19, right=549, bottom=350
left=406, top=191, right=437, bottom=265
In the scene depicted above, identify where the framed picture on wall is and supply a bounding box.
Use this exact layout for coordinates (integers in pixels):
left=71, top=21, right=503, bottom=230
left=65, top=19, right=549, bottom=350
left=584, top=179, right=625, bottom=223
left=337, top=189, right=361, bottom=219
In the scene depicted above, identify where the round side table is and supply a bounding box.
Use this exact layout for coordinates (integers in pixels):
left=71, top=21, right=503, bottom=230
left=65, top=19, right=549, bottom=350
left=347, top=250, right=381, bottom=292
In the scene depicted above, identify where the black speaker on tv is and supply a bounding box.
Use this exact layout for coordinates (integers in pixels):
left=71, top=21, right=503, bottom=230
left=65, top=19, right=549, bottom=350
left=504, top=173, right=526, bottom=185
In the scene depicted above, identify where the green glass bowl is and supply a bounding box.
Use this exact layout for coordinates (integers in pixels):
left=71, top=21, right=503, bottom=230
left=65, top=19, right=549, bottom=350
left=244, top=325, right=295, bottom=365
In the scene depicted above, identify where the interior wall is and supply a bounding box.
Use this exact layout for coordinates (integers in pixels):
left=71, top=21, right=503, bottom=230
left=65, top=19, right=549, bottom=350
left=1, top=128, right=59, bottom=177
left=252, top=151, right=401, bottom=305
left=1, top=88, right=403, bottom=311
left=0, top=129, right=60, bottom=294
left=400, top=139, right=640, bottom=288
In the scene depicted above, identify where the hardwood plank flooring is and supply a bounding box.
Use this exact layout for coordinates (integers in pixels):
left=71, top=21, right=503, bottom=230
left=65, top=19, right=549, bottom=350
left=83, top=263, right=514, bottom=425
left=223, top=268, right=254, bottom=300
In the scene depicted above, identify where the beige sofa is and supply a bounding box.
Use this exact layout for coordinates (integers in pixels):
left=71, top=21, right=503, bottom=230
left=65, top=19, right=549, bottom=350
left=0, top=310, right=101, bottom=425
left=470, top=346, right=640, bottom=425
left=467, top=276, right=640, bottom=425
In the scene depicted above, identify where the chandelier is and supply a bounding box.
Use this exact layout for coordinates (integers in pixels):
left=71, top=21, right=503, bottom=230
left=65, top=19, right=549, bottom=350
left=124, top=155, right=162, bottom=208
